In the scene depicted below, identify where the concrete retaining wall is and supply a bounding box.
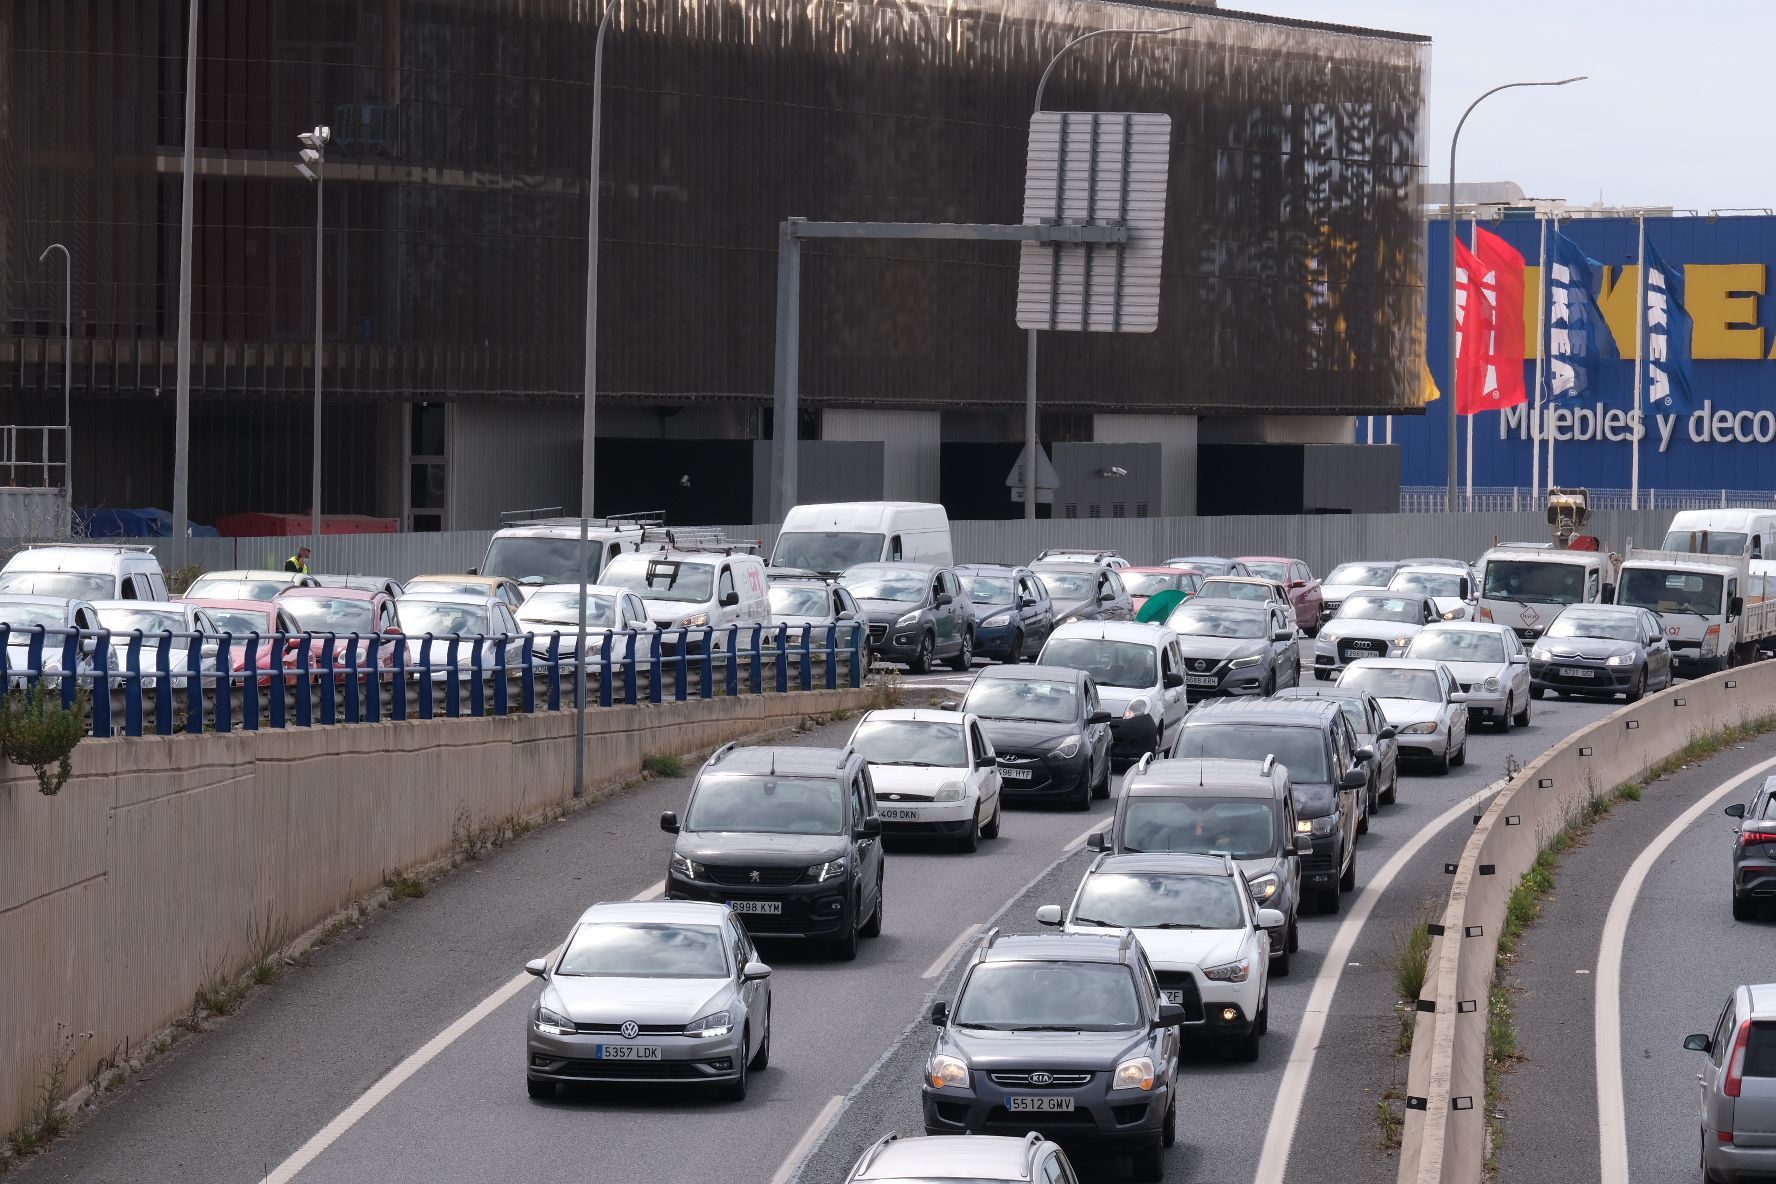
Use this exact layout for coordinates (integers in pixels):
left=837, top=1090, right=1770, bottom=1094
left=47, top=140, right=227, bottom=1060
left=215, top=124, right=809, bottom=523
left=1398, top=664, right=1776, bottom=1183
left=0, top=685, right=874, bottom=1133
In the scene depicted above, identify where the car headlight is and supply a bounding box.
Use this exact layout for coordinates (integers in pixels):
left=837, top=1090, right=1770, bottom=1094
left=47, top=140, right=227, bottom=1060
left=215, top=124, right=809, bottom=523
left=1123, top=696, right=1151, bottom=720
left=1306, top=814, right=1339, bottom=837
left=895, top=611, right=920, bottom=628
left=1483, top=676, right=1500, bottom=692
left=981, top=609, right=1012, bottom=625
left=1203, top=957, right=1251, bottom=984
left=680, top=612, right=710, bottom=629
left=1229, top=655, right=1262, bottom=669
left=1112, top=1056, right=1156, bottom=1091
left=933, top=781, right=966, bottom=803
left=1391, top=637, right=1412, bottom=650
left=1049, top=736, right=1081, bottom=760
left=807, top=858, right=847, bottom=883
left=534, top=1001, right=573, bottom=1036
left=1532, top=647, right=1552, bottom=661
left=671, top=853, right=705, bottom=880
left=1605, top=654, right=1632, bottom=667
left=1248, top=872, right=1280, bottom=902
left=1398, top=721, right=1438, bottom=734
left=684, top=1010, right=733, bottom=1039
left=1440, top=608, right=1465, bottom=621
left=929, top=1054, right=969, bottom=1089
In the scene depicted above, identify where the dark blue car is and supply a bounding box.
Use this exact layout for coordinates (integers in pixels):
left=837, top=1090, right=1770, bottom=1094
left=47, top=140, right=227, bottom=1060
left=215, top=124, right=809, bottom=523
left=955, top=564, right=1054, bottom=663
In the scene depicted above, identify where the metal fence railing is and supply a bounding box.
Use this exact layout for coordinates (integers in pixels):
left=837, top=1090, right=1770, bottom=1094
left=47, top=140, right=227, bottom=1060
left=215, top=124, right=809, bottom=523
left=0, top=622, right=866, bottom=739
left=1400, top=486, right=1776, bottom=513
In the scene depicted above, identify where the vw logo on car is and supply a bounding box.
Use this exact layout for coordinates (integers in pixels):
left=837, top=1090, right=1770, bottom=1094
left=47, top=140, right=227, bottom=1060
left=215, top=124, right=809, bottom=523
left=620, top=1020, right=639, bottom=1040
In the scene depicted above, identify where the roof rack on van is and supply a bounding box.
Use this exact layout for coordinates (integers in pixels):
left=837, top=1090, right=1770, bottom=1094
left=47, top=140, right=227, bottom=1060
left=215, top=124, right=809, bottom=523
left=1261, top=754, right=1277, bottom=776
left=19, top=542, right=157, bottom=553
left=497, top=510, right=665, bottom=530
left=707, top=741, right=738, bottom=765
left=1020, top=1132, right=1048, bottom=1177
left=638, top=525, right=761, bottom=555
left=1134, top=751, right=1155, bottom=776
left=854, top=1134, right=900, bottom=1177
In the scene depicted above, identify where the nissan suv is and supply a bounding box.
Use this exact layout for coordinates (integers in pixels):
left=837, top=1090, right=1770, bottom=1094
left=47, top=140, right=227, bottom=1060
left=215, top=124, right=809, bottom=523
left=661, top=744, right=885, bottom=960
left=923, top=929, right=1186, bottom=1182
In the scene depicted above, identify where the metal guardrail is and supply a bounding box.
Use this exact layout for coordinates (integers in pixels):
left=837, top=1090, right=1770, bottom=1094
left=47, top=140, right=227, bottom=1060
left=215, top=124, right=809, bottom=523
left=0, top=622, right=866, bottom=739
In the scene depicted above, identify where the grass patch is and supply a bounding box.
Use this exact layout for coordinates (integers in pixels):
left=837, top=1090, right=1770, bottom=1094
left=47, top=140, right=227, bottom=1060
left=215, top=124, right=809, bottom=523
left=384, top=874, right=427, bottom=901
left=864, top=667, right=906, bottom=710
left=641, top=752, right=686, bottom=779
left=1391, top=902, right=1437, bottom=1004
left=1376, top=1086, right=1407, bottom=1153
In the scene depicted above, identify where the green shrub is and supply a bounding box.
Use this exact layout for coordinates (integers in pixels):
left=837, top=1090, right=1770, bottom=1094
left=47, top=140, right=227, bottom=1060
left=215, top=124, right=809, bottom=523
left=0, top=685, right=88, bottom=796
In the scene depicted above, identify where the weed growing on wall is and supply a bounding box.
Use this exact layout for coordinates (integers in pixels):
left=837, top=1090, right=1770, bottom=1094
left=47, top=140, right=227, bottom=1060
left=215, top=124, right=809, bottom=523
left=0, top=685, right=88, bottom=795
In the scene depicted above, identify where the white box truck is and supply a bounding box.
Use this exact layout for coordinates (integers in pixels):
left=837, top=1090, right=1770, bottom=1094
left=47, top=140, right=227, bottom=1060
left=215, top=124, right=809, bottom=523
left=1613, top=548, right=1776, bottom=674
left=1476, top=544, right=1621, bottom=643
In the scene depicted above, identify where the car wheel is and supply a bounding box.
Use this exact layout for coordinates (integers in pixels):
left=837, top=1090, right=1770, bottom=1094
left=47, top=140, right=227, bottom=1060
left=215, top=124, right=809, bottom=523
left=957, top=807, right=981, bottom=854
left=1734, top=893, right=1755, bottom=922
left=1513, top=695, right=1531, bottom=728
left=1234, top=1005, right=1265, bottom=1061
left=723, top=1029, right=750, bottom=1101
left=1287, top=915, right=1300, bottom=952
left=1530, top=685, right=1546, bottom=700
left=1452, top=739, right=1466, bottom=768
left=1431, top=744, right=1451, bottom=776
left=1091, top=755, right=1111, bottom=801
left=1497, top=694, right=1514, bottom=733
left=1340, top=844, right=1357, bottom=893
left=946, top=629, right=974, bottom=673
left=526, top=1077, right=555, bottom=1101
left=1317, top=887, right=1341, bottom=915
left=1272, top=942, right=1291, bottom=978
left=1162, top=1099, right=1177, bottom=1148
left=750, top=1005, right=772, bottom=1070
left=1357, top=795, right=1370, bottom=835
left=1625, top=669, right=1646, bottom=703
left=1072, top=770, right=1094, bottom=811
left=1263, top=671, right=1277, bottom=696
left=1381, top=769, right=1398, bottom=806
left=832, top=904, right=860, bottom=960
left=1129, top=1141, right=1165, bottom=1183
left=861, top=874, right=884, bottom=937
left=981, top=798, right=1002, bottom=839
left=906, top=634, right=933, bottom=675
left=1007, top=629, right=1024, bottom=664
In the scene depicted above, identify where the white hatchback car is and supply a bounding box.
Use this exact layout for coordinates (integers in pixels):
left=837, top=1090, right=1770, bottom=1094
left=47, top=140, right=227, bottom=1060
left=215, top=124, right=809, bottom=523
left=1338, top=658, right=1470, bottom=775
left=1404, top=622, right=1532, bottom=731
left=847, top=1133, right=1080, bottom=1184
left=1036, top=621, right=1190, bottom=763
left=1388, top=565, right=1478, bottom=623
left=1038, top=852, right=1279, bottom=1062
left=1313, top=591, right=1440, bottom=680
left=847, top=708, right=1002, bottom=852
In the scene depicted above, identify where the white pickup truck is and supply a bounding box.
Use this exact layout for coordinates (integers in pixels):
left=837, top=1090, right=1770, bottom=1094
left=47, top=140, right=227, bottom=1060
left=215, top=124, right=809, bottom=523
left=1612, top=549, right=1776, bottom=674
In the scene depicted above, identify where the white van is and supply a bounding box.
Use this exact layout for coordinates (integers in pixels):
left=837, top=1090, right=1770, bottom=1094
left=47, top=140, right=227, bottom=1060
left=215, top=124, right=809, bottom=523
left=478, top=517, right=653, bottom=593
left=1476, top=545, right=1619, bottom=643
left=1660, top=509, right=1776, bottom=561
left=770, top=502, right=953, bottom=576
left=0, top=544, right=169, bottom=601
left=598, top=549, right=771, bottom=651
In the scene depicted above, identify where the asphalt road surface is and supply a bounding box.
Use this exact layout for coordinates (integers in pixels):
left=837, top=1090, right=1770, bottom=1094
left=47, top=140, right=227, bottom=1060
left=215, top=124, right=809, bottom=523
left=14, top=661, right=1636, bottom=1184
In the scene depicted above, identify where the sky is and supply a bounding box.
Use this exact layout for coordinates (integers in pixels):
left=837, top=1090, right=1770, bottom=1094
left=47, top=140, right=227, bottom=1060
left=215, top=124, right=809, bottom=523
left=1228, top=1, right=1771, bottom=213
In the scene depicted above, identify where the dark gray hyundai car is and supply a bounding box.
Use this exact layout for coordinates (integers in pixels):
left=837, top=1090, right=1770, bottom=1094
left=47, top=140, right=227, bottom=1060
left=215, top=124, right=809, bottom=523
left=1725, top=774, right=1776, bottom=921
left=922, top=929, right=1186, bottom=1182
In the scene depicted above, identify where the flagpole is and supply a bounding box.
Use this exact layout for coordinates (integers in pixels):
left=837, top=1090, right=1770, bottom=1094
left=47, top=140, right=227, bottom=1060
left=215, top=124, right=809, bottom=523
left=1532, top=214, right=1547, bottom=503
left=1632, top=213, right=1647, bottom=511
left=1547, top=213, right=1560, bottom=493
left=1466, top=220, right=1479, bottom=509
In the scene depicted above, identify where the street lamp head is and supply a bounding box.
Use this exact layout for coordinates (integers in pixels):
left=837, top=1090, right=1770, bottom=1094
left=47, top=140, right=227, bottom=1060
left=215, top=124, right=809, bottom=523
left=297, top=126, right=331, bottom=150
left=295, top=162, right=318, bottom=183
left=299, top=148, right=323, bottom=166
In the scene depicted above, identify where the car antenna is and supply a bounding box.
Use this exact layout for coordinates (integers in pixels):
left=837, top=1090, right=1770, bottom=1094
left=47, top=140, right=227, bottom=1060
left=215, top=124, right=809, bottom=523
left=769, top=752, right=776, bottom=776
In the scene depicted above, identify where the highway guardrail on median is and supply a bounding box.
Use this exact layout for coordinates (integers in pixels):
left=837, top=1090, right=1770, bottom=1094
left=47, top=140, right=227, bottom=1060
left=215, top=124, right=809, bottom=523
left=1399, top=662, right=1776, bottom=1184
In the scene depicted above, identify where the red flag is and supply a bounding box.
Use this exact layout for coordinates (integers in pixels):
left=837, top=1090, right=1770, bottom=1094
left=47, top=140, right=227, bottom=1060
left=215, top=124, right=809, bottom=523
left=1453, top=239, right=1494, bottom=416
left=1474, top=227, right=1528, bottom=409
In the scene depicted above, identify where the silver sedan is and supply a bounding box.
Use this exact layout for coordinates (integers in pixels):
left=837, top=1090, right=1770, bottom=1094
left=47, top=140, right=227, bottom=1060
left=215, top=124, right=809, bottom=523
left=524, top=900, right=773, bottom=1101
left=1338, top=658, right=1471, bottom=776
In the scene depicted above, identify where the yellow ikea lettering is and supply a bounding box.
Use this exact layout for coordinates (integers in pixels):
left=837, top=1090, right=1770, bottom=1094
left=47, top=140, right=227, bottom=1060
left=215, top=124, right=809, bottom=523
left=1687, top=263, right=1765, bottom=359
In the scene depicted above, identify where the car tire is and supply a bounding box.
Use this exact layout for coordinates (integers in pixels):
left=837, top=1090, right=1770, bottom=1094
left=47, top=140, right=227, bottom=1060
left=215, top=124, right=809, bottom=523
left=1626, top=669, right=1646, bottom=703
left=526, top=1077, right=555, bottom=1101
left=1263, top=671, right=1277, bottom=696
left=1162, top=1099, right=1177, bottom=1148
left=981, top=798, right=1002, bottom=839
left=1091, top=756, right=1111, bottom=802
left=1733, top=894, right=1754, bottom=922
left=1007, top=629, right=1024, bottom=664
left=723, top=1030, right=750, bottom=1101
left=1340, top=845, right=1357, bottom=893
left=1357, top=796, right=1370, bottom=835
left=946, top=629, right=974, bottom=673
left=1497, top=695, right=1513, bottom=733
left=1287, top=915, right=1300, bottom=952
left=1234, top=1006, right=1264, bottom=1062
left=1314, top=669, right=1331, bottom=681
left=833, top=906, right=860, bottom=961
left=750, top=1006, right=772, bottom=1070
left=1431, top=745, right=1451, bottom=776
left=1272, top=943, right=1291, bottom=978
left=1129, top=1141, right=1165, bottom=1183
left=1381, top=770, right=1398, bottom=806
left=1530, top=685, right=1546, bottom=700
left=957, top=808, right=981, bottom=854
left=1317, top=887, right=1340, bottom=915
left=1514, top=696, right=1531, bottom=728
left=861, top=874, right=884, bottom=938
left=1452, top=739, right=1467, bottom=768
left=906, top=634, right=933, bottom=675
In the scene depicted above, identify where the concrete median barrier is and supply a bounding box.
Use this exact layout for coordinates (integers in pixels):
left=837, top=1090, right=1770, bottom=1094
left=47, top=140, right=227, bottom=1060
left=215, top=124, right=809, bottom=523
left=1398, top=665, right=1776, bottom=1184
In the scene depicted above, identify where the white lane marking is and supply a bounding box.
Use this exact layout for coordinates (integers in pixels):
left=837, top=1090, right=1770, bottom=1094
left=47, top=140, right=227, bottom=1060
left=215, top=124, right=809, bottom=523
left=632, top=879, right=665, bottom=901
left=1252, top=781, right=1502, bottom=1184
left=262, top=972, right=534, bottom=1183
left=1595, top=753, right=1776, bottom=1184
left=923, top=925, right=983, bottom=980
left=1063, top=819, right=1107, bottom=854
left=770, top=1094, right=845, bottom=1184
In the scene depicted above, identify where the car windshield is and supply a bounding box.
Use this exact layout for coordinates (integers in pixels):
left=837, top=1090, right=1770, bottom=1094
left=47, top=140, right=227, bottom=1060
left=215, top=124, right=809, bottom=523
left=0, top=571, right=112, bottom=599
left=398, top=603, right=493, bottom=637
left=481, top=536, right=595, bottom=586
left=771, top=531, right=885, bottom=574
left=556, top=922, right=728, bottom=979
left=1615, top=568, right=1724, bottom=617
left=953, top=961, right=1140, bottom=1030
left=1547, top=612, right=1639, bottom=641
left=1660, top=529, right=1749, bottom=556
left=1409, top=631, right=1505, bottom=663
left=1201, top=581, right=1270, bottom=603
left=685, top=773, right=845, bottom=835
left=1482, top=560, right=1586, bottom=605
left=1326, top=563, right=1395, bottom=587
left=0, top=603, right=67, bottom=631
left=1039, top=639, right=1156, bottom=690
left=601, top=555, right=716, bottom=604
left=1336, top=594, right=1423, bottom=624
left=97, top=606, right=188, bottom=635
left=516, top=590, right=618, bottom=628
left=849, top=718, right=968, bottom=768
left=1121, top=572, right=1180, bottom=598
left=962, top=677, right=1079, bottom=724
left=206, top=608, right=274, bottom=635
left=1176, top=723, right=1328, bottom=782
left=1341, top=666, right=1442, bottom=701
left=1165, top=603, right=1268, bottom=639
left=768, top=586, right=830, bottom=617
left=280, top=596, right=377, bottom=634
left=1390, top=571, right=1464, bottom=598
left=962, top=575, right=1015, bottom=605
left=844, top=569, right=928, bottom=604
left=1243, top=561, right=1289, bottom=582
left=1073, top=872, right=1246, bottom=931
left=188, top=576, right=291, bottom=601
left=1120, top=799, right=1278, bottom=859
left=1036, top=571, right=1097, bottom=600
left=1174, top=558, right=1229, bottom=576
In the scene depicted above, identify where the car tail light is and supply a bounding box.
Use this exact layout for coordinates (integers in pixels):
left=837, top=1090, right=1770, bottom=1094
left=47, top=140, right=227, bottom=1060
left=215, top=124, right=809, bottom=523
left=1477, top=606, right=1493, bottom=622
left=1725, top=1019, right=1752, bottom=1097
left=1740, top=831, right=1776, bottom=847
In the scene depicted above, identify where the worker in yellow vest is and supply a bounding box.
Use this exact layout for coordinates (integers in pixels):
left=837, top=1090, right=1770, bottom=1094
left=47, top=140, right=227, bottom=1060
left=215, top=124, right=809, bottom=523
left=284, top=546, right=312, bottom=575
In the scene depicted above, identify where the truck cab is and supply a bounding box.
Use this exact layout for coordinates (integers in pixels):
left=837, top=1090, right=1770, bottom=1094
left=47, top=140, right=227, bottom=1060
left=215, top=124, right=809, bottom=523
left=1476, top=545, right=1619, bottom=643
left=1614, top=548, right=1776, bottom=674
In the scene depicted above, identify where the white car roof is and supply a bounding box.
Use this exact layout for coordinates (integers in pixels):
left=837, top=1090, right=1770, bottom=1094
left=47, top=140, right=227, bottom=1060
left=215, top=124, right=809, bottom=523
left=575, top=899, right=736, bottom=927
left=1417, top=621, right=1510, bottom=635
left=1047, top=621, right=1171, bottom=645
left=90, top=599, right=191, bottom=614
left=6, top=547, right=133, bottom=574
left=858, top=707, right=968, bottom=724
left=1344, top=657, right=1443, bottom=673
left=199, top=569, right=297, bottom=580
left=855, top=1135, right=1040, bottom=1181
left=397, top=592, right=503, bottom=610
left=521, top=584, right=627, bottom=600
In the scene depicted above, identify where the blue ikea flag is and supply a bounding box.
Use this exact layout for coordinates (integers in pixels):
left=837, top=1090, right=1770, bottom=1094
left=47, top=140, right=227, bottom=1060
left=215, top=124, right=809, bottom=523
left=1546, top=230, right=1621, bottom=401
left=1642, top=237, right=1695, bottom=412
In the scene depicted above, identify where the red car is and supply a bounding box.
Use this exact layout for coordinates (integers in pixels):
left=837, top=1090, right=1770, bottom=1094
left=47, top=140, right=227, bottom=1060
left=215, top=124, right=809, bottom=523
left=1235, top=556, right=1324, bottom=637
left=276, top=586, right=403, bottom=669
left=179, top=597, right=308, bottom=685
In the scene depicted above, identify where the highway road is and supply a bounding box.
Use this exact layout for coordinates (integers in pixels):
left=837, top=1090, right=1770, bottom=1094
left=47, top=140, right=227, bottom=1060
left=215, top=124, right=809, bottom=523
left=12, top=663, right=1634, bottom=1184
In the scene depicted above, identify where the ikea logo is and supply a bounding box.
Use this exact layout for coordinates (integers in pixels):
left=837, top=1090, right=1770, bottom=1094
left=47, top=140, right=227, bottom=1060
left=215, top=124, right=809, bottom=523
left=1522, top=263, right=1772, bottom=360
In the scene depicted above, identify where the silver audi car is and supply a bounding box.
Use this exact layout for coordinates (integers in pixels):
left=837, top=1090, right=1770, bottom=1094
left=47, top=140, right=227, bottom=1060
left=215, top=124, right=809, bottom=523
left=524, top=900, right=773, bottom=1101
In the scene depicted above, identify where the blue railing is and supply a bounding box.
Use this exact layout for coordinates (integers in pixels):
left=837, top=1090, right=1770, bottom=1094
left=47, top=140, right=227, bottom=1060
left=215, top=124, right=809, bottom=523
left=0, top=622, right=867, bottom=739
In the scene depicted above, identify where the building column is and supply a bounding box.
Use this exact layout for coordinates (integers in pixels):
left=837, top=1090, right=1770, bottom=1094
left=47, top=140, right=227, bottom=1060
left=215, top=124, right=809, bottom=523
left=1092, top=414, right=1197, bottom=517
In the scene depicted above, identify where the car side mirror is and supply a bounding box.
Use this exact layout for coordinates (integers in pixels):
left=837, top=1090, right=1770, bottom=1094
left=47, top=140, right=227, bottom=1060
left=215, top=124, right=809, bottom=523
left=742, top=961, right=772, bottom=982
left=1449, top=692, right=1470, bottom=703
left=1088, top=710, right=1113, bottom=726
left=1295, top=835, right=1314, bottom=855
left=930, top=1001, right=950, bottom=1026
left=1340, top=769, right=1368, bottom=790
left=1086, top=831, right=1107, bottom=851
left=1291, top=579, right=1307, bottom=589
left=1725, top=802, right=1747, bottom=819
left=1510, top=653, right=1528, bottom=664
left=837, top=609, right=856, bottom=621
left=1019, top=596, right=1037, bottom=609
left=1099, top=591, right=1116, bottom=603
left=660, top=811, right=681, bottom=834
left=857, top=816, right=883, bottom=838
left=1256, top=907, right=1285, bottom=931
left=1273, top=629, right=1293, bottom=641
left=1035, top=904, right=1063, bottom=927
left=1163, top=671, right=1184, bottom=689
left=1684, top=1033, right=1713, bottom=1053
left=1378, top=726, right=1397, bottom=741
left=1353, top=745, right=1375, bottom=764
left=1156, top=1003, right=1189, bottom=1028
left=1730, top=596, right=1745, bottom=618
left=524, top=957, right=548, bottom=978
left=935, top=591, right=953, bottom=606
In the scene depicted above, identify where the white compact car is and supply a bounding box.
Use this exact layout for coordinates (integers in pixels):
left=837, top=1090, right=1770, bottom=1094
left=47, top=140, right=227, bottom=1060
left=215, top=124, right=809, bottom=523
left=1317, top=561, right=1402, bottom=625
left=1036, top=621, right=1190, bottom=763
left=1313, top=591, right=1440, bottom=680
left=847, top=708, right=1002, bottom=851
left=1388, top=565, right=1478, bottom=623
left=1405, top=622, right=1532, bottom=731
left=1038, top=851, right=1279, bottom=1062
left=1337, top=658, right=1470, bottom=775
left=514, top=584, right=657, bottom=656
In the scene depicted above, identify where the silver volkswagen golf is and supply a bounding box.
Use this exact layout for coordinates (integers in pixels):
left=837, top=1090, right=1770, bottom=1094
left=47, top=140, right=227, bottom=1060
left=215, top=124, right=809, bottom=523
left=524, top=900, right=773, bottom=1101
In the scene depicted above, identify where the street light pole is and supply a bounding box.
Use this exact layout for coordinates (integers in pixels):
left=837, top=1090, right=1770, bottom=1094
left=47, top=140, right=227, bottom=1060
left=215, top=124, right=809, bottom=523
left=582, top=0, right=621, bottom=522
left=1026, top=24, right=1188, bottom=520
left=1445, top=76, right=1584, bottom=510
left=170, top=0, right=199, bottom=566
left=297, top=127, right=331, bottom=559
left=38, top=244, right=71, bottom=513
